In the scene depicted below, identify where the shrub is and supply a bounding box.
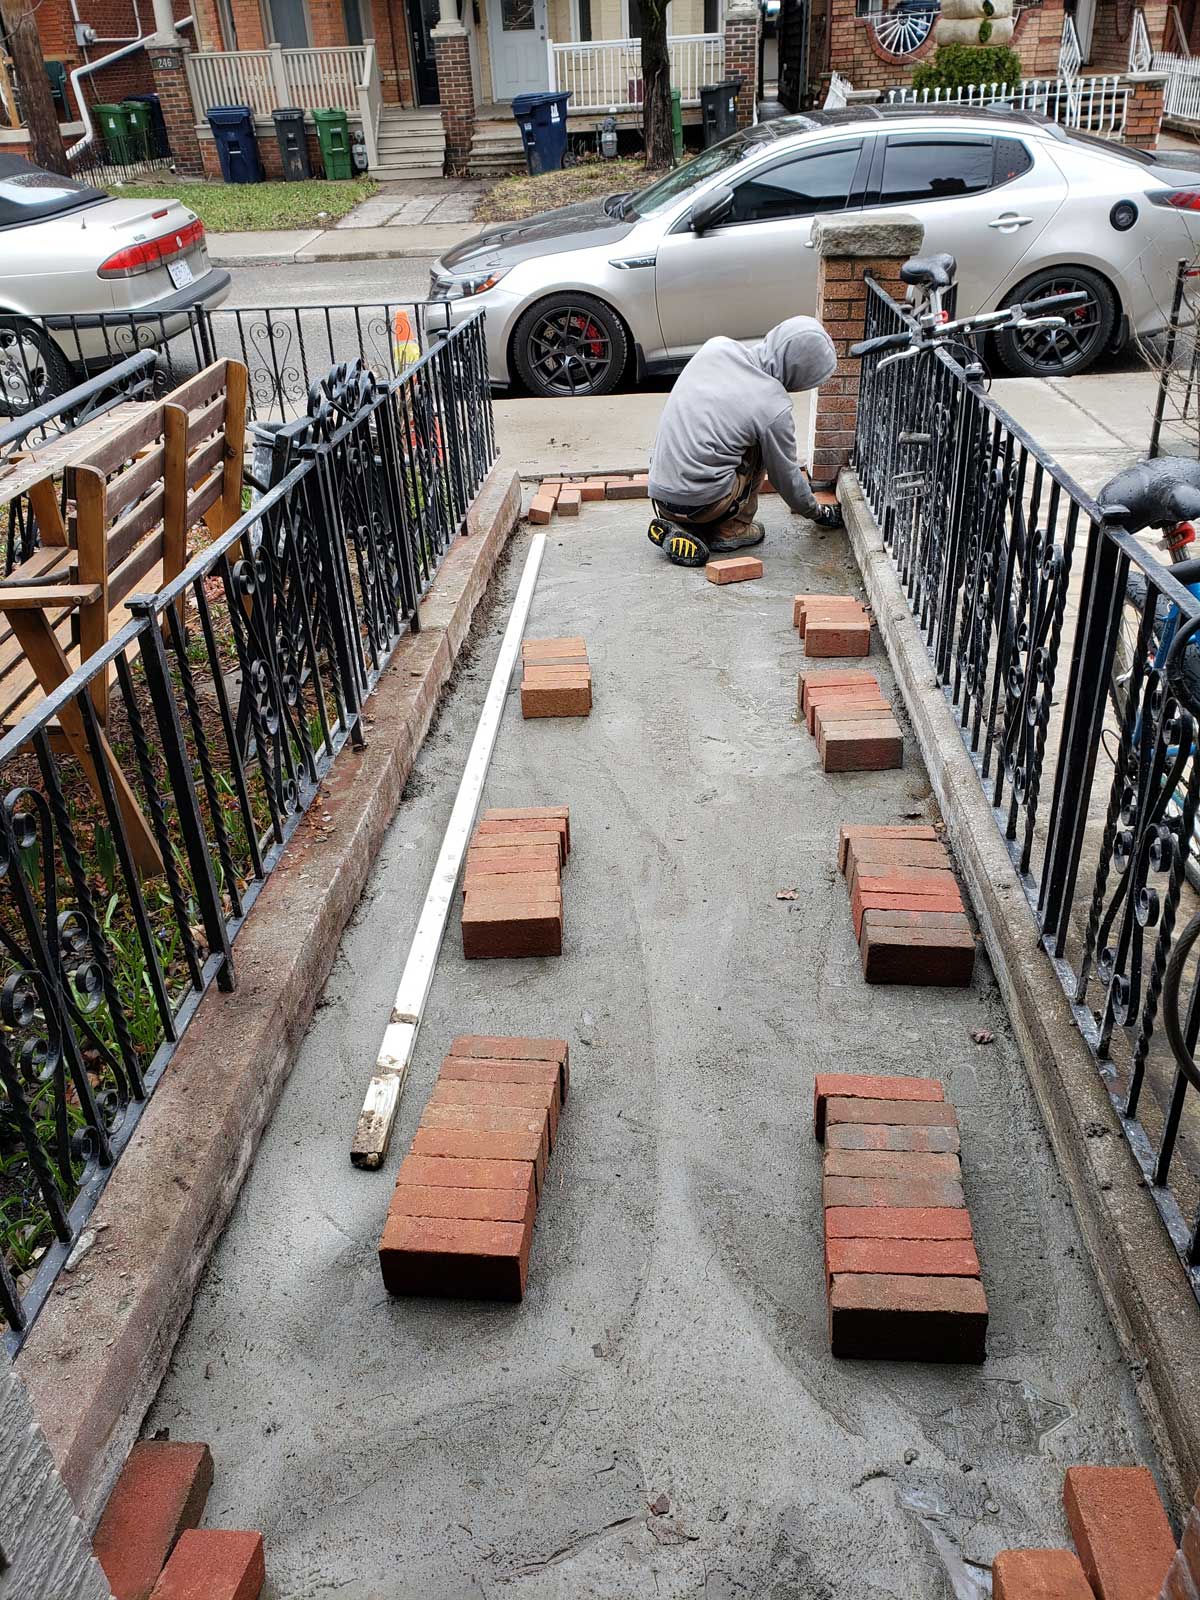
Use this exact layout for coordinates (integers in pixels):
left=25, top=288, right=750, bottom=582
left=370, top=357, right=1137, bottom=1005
left=911, top=41, right=1024, bottom=91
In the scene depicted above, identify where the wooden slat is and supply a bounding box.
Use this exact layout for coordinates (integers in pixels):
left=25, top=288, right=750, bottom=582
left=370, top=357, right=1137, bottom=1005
left=108, top=534, right=164, bottom=606
left=165, top=359, right=230, bottom=416
left=27, top=477, right=67, bottom=548
left=73, top=465, right=109, bottom=721
left=0, top=583, right=99, bottom=609
left=185, top=432, right=224, bottom=493
left=71, top=404, right=165, bottom=478
left=102, top=442, right=167, bottom=524
left=185, top=392, right=227, bottom=450
left=185, top=472, right=223, bottom=529
left=105, top=485, right=166, bottom=571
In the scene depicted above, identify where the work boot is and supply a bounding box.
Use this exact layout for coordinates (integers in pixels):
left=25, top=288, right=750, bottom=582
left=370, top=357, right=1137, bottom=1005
left=706, top=520, right=765, bottom=555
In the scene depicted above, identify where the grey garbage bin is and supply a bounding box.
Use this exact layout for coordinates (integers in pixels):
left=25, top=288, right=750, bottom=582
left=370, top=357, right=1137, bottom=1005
left=272, top=108, right=311, bottom=180
left=699, top=78, right=742, bottom=147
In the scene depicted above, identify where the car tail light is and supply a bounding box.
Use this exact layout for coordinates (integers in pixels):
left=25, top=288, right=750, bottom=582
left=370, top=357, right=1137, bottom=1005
left=1149, top=188, right=1200, bottom=212
left=97, top=218, right=205, bottom=279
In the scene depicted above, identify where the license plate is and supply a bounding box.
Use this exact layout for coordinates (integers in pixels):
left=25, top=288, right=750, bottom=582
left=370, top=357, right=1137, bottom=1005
left=167, top=257, right=194, bottom=290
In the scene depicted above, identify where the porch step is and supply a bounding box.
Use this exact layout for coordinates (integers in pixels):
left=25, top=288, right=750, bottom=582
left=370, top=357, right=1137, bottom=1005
left=370, top=163, right=446, bottom=180
left=370, top=109, right=446, bottom=179
left=468, top=119, right=526, bottom=175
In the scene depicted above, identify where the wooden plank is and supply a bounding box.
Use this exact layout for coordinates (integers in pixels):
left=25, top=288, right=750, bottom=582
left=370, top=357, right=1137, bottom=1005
left=185, top=432, right=224, bottom=495
left=163, top=403, right=188, bottom=630
left=109, top=537, right=164, bottom=607
left=27, top=476, right=67, bottom=548
left=0, top=583, right=99, bottom=609
left=185, top=472, right=223, bottom=530
left=217, top=359, right=248, bottom=535
left=102, top=442, right=167, bottom=524
left=73, top=464, right=109, bottom=721
left=71, top=404, right=165, bottom=478
left=185, top=392, right=227, bottom=451
left=164, top=359, right=229, bottom=416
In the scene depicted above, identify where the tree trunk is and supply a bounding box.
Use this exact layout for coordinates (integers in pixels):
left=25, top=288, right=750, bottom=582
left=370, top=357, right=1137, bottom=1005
left=0, top=0, right=67, bottom=173
left=641, top=0, right=674, bottom=169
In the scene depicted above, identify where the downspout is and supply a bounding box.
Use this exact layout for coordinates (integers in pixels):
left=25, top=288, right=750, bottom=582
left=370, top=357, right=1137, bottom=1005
left=66, top=14, right=194, bottom=160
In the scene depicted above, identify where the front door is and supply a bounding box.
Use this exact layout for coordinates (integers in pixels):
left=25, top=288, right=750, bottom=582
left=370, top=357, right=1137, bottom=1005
left=408, top=0, right=441, bottom=104
left=487, top=0, right=549, bottom=101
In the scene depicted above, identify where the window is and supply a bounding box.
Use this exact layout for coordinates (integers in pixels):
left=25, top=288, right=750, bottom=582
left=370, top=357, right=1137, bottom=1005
left=577, top=0, right=592, bottom=38
left=729, top=143, right=861, bottom=223
left=992, top=136, right=1033, bottom=184
left=878, top=136, right=994, bottom=205
left=703, top=0, right=718, bottom=28
left=628, top=0, right=641, bottom=33
left=265, top=0, right=310, bottom=47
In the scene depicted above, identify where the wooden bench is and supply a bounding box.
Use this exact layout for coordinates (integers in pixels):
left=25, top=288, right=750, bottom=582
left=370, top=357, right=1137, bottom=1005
left=0, top=358, right=248, bottom=874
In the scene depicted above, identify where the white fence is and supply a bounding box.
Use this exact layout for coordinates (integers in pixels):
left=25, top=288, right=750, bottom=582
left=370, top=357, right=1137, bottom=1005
left=1154, top=51, right=1200, bottom=125
left=185, top=42, right=374, bottom=120
left=887, top=74, right=1129, bottom=137
left=548, top=33, right=723, bottom=110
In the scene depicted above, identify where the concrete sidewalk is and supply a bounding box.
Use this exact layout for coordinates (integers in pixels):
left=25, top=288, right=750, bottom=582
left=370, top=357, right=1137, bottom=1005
left=148, top=495, right=1162, bottom=1599
left=209, top=221, right=482, bottom=268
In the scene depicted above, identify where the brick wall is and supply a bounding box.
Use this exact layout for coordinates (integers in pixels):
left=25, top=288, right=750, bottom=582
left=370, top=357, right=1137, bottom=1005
left=434, top=26, right=472, bottom=170
left=200, top=122, right=325, bottom=177
left=1125, top=70, right=1166, bottom=145
left=724, top=0, right=760, bottom=128
left=149, top=45, right=204, bottom=174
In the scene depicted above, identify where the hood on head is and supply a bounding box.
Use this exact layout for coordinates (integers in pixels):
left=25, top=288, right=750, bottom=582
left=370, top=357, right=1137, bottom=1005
left=754, top=316, right=837, bottom=391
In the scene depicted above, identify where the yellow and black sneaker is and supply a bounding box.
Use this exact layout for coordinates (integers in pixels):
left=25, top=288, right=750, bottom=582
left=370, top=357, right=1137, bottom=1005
left=648, top=516, right=710, bottom=568
left=647, top=515, right=674, bottom=549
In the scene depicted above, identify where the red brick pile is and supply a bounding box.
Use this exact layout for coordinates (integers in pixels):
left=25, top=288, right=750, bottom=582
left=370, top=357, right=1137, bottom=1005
left=521, top=637, right=592, bottom=718
left=93, top=1439, right=265, bottom=1600
left=707, top=556, right=764, bottom=585
left=378, top=1035, right=569, bottom=1301
left=839, top=824, right=976, bottom=986
left=815, top=1072, right=988, bottom=1362
left=461, top=806, right=570, bottom=959
left=993, top=1464, right=1176, bottom=1599
left=528, top=474, right=648, bottom=523
left=793, top=592, right=871, bottom=657
left=799, top=666, right=903, bottom=773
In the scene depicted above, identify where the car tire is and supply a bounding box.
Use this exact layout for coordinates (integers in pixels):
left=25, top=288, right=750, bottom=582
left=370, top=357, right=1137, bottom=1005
left=512, top=293, right=629, bottom=398
left=993, top=267, right=1117, bottom=379
left=0, top=317, right=73, bottom=417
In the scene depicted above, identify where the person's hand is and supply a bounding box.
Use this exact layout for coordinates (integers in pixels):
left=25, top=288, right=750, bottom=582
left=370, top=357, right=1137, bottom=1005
left=811, top=502, right=844, bottom=530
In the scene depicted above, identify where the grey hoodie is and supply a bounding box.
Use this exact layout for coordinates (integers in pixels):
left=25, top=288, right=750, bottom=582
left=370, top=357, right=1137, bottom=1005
left=648, top=317, right=838, bottom=519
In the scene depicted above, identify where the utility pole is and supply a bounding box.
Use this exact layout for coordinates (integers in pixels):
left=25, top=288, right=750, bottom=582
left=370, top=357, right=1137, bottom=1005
left=0, top=0, right=67, bottom=173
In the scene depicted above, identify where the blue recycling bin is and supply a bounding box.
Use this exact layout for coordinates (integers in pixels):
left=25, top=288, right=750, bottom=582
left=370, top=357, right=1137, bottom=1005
left=206, top=104, right=263, bottom=184
left=510, top=91, right=571, bottom=175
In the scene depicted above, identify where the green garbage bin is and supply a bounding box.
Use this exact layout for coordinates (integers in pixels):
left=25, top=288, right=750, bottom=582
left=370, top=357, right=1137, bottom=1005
left=670, top=87, right=683, bottom=164
left=312, top=107, right=352, bottom=179
left=121, top=99, right=152, bottom=160
left=94, top=102, right=138, bottom=164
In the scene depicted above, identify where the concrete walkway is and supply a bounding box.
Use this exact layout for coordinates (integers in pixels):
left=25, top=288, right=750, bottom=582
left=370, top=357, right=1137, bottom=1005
left=148, top=494, right=1162, bottom=1598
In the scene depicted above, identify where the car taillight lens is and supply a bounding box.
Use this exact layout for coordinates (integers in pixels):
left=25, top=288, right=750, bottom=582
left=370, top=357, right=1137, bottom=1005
left=1150, top=188, right=1200, bottom=212
left=97, top=218, right=205, bottom=279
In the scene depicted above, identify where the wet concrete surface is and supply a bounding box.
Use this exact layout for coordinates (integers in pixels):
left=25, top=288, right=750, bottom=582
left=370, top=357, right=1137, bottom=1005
left=147, top=498, right=1164, bottom=1598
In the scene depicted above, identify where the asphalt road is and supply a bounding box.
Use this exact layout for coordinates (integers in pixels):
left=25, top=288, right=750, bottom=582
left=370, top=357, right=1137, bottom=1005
left=224, top=257, right=439, bottom=309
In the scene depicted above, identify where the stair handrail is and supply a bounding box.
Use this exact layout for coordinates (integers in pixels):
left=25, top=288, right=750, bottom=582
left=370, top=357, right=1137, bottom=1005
left=357, top=38, right=381, bottom=171
left=1129, top=6, right=1153, bottom=71
left=1059, top=14, right=1082, bottom=117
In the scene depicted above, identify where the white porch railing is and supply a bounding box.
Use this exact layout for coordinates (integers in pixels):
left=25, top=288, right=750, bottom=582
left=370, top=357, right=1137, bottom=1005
left=887, top=74, right=1128, bottom=137
left=1058, top=15, right=1082, bottom=118
left=1129, top=7, right=1153, bottom=72
left=548, top=33, right=723, bottom=110
left=1154, top=50, right=1200, bottom=123
left=185, top=42, right=375, bottom=120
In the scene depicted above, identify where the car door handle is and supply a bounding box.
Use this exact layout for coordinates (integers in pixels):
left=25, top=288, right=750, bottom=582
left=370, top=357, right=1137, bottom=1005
left=988, top=214, right=1034, bottom=230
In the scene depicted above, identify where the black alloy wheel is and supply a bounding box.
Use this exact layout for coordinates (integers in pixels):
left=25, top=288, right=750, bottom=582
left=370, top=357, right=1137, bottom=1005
left=513, top=294, right=628, bottom=398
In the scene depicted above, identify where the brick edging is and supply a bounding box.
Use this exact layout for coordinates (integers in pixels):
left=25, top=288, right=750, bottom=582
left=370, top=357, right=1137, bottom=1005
left=16, top=464, right=522, bottom=1528
left=840, top=470, right=1200, bottom=1512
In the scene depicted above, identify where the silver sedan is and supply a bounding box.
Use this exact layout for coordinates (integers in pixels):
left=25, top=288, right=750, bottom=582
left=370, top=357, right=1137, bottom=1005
left=431, top=105, right=1200, bottom=394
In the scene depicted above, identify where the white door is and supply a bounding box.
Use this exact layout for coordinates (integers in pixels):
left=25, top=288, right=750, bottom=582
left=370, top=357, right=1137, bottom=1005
left=489, top=0, right=549, bottom=100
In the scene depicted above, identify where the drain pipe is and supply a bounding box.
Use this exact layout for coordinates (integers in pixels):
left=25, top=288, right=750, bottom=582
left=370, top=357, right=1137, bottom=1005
left=66, top=13, right=193, bottom=160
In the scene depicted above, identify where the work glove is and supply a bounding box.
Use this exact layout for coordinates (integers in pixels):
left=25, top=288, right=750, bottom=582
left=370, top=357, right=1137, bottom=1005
left=811, top=502, right=844, bottom=530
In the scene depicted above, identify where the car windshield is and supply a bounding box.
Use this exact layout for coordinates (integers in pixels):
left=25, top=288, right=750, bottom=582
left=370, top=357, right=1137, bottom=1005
left=624, top=120, right=815, bottom=217
left=0, top=156, right=103, bottom=228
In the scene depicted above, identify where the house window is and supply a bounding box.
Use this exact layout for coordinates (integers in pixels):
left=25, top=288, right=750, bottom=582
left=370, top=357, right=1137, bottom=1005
left=342, top=0, right=368, bottom=42
left=265, top=0, right=310, bottom=48
left=703, top=0, right=717, bottom=27
left=577, top=0, right=592, bottom=39
left=628, top=0, right=641, bottom=33
left=217, top=0, right=239, bottom=48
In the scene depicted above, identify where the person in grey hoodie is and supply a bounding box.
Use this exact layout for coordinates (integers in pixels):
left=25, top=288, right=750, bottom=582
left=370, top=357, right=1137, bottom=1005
left=647, top=316, right=843, bottom=567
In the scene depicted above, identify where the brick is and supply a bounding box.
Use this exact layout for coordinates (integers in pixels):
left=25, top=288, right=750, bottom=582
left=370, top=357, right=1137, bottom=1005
left=440, top=1054, right=569, bottom=1102
left=1162, top=1553, right=1200, bottom=1600
left=429, top=1077, right=559, bottom=1142
left=825, top=1235, right=980, bottom=1280
left=707, top=556, right=764, bottom=585
left=991, top=1550, right=1094, bottom=1599
left=482, top=808, right=570, bottom=851
left=94, top=1441, right=214, bottom=1600
left=477, top=815, right=568, bottom=859
left=528, top=493, right=556, bottom=525
left=794, top=594, right=865, bottom=633
left=825, top=1095, right=959, bottom=1134
left=523, top=635, right=587, bottom=657
left=826, top=1121, right=960, bottom=1155
left=828, top=1272, right=987, bottom=1361
left=837, top=823, right=939, bottom=870
left=397, top=1152, right=536, bottom=1190
left=812, top=697, right=892, bottom=736
left=580, top=479, right=606, bottom=500
left=419, top=1100, right=550, bottom=1142
left=824, top=1205, right=973, bottom=1240
left=806, top=619, right=872, bottom=658
left=539, top=480, right=561, bottom=506
left=1063, top=1466, right=1175, bottom=1600
left=379, top=1212, right=534, bottom=1300
left=557, top=488, right=581, bottom=516
left=411, top=1125, right=547, bottom=1191
left=462, top=869, right=561, bottom=899
left=813, top=1073, right=944, bottom=1139
left=462, top=898, right=563, bottom=960
left=798, top=666, right=878, bottom=711
left=824, top=1148, right=961, bottom=1181
left=149, top=1530, right=264, bottom=1600
left=823, top=1172, right=966, bottom=1210
left=606, top=477, right=647, bottom=499
left=853, top=891, right=964, bottom=940
left=521, top=668, right=592, bottom=718
left=450, top=1034, right=568, bottom=1064
left=470, top=829, right=564, bottom=859
left=388, top=1180, right=537, bottom=1226
left=804, top=684, right=887, bottom=731
left=465, top=844, right=561, bottom=878
left=860, top=911, right=976, bottom=987
left=845, top=842, right=952, bottom=891
left=820, top=716, right=902, bottom=771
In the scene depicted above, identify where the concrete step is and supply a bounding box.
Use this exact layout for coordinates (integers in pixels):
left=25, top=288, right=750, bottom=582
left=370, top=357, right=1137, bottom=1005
left=378, top=108, right=443, bottom=122
left=370, top=162, right=446, bottom=180
left=377, top=136, right=446, bottom=154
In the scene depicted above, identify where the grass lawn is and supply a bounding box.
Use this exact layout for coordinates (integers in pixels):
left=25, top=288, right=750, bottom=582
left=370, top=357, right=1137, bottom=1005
left=104, top=176, right=378, bottom=231
left=475, top=157, right=650, bottom=222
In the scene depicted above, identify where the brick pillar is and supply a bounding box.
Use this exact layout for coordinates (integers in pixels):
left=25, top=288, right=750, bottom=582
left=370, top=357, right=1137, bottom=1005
left=723, top=0, right=759, bottom=130
left=148, top=43, right=204, bottom=177
left=809, top=213, right=924, bottom=485
left=433, top=23, right=473, bottom=174
left=1123, top=71, right=1167, bottom=149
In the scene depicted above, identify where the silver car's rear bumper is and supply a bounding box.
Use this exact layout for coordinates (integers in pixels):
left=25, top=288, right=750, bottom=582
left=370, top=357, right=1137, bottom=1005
left=40, top=269, right=233, bottom=366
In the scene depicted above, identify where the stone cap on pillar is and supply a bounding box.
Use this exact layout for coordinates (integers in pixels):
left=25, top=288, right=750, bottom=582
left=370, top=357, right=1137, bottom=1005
left=812, top=212, right=924, bottom=260
left=724, top=0, right=759, bottom=20
left=1122, top=70, right=1169, bottom=84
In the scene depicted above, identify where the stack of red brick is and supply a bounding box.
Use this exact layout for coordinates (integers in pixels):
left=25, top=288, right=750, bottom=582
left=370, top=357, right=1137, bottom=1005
left=993, top=1464, right=1177, bottom=1599
left=839, top=824, right=975, bottom=985
left=378, top=1035, right=569, bottom=1301
left=521, top=637, right=592, bottom=718
left=529, top=474, right=648, bottom=523
left=93, top=1440, right=265, bottom=1600
left=816, top=1072, right=988, bottom=1362
left=461, top=806, right=570, bottom=959
left=794, top=592, right=872, bottom=657
left=800, top=665, right=903, bottom=773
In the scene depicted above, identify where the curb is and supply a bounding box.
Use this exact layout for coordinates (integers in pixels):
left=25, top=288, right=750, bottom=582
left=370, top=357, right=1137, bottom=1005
left=16, top=464, right=521, bottom=1527
left=209, top=241, right=462, bottom=267
left=840, top=470, right=1200, bottom=1512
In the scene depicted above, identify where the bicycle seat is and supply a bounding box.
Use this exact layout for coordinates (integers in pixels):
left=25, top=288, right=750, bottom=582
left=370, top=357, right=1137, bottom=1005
left=1099, top=459, right=1200, bottom=534
left=899, top=253, right=957, bottom=289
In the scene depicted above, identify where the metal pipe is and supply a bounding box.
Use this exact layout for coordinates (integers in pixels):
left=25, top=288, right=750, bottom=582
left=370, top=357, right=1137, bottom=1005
left=66, top=15, right=193, bottom=161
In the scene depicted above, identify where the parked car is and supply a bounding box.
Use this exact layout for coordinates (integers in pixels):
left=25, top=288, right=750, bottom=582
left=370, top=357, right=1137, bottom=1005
left=0, top=153, right=231, bottom=414
left=431, top=105, right=1200, bottom=395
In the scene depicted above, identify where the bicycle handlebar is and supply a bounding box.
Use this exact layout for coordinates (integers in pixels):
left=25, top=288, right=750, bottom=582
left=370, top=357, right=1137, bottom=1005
left=849, top=331, right=912, bottom=357
left=1019, top=290, right=1089, bottom=315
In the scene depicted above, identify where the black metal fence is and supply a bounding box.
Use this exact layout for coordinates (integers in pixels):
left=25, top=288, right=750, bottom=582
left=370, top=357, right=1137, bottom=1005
left=0, top=311, right=495, bottom=1346
left=1149, top=256, right=1200, bottom=460
left=855, top=273, right=1200, bottom=1296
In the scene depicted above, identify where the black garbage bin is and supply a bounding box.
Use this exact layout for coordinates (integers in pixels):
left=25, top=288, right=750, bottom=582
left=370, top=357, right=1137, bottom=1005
left=699, top=78, right=741, bottom=147
left=125, top=93, right=168, bottom=158
left=272, top=107, right=312, bottom=180
left=511, top=90, right=571, bottom=175
left=207, top=105, right=263, bottom=183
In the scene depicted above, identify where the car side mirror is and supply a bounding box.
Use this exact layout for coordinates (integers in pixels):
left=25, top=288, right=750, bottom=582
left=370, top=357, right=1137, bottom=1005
left=690, top=186, right=734, bottom=234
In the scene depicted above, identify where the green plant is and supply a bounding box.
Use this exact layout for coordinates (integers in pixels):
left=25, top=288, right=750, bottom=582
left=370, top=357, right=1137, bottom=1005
left=911, top=41, right=1024, bottom=90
